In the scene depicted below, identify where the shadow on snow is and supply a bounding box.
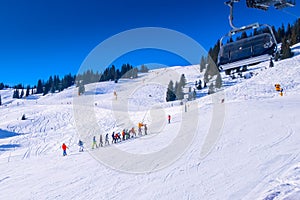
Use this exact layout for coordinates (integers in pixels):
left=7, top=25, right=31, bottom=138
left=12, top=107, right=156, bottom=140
left=0, top=129, right=19, bottom=139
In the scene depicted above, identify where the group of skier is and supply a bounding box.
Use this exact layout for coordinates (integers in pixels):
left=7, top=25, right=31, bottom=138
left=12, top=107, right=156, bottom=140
left=62, top=115, right=172, bottom=156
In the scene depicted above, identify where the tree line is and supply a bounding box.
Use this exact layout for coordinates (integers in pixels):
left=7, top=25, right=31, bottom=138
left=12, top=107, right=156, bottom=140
left=166, top=74, right=187, bottom=102
left=2, top=63, right=144, bottom=99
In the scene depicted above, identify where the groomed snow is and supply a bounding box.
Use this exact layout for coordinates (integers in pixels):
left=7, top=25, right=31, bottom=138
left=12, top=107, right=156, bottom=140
left=0, top=44, right=300, bottom=199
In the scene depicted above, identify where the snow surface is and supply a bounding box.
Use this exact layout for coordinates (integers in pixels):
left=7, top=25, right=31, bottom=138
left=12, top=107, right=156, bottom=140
left=0, top=44, right=300, bottom=199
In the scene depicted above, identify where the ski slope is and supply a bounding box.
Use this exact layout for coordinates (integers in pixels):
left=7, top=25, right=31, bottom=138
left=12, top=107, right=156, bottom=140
left=0, top=44, right=300, bottom=199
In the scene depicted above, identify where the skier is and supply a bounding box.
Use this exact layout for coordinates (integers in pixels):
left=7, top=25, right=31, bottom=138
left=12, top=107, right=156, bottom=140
left=138, top=122, right=144, bottom=136
left=275, top=84, right=281, bottom=92
left=62, top=143, right=68, bottom=156
left=115, top=132, right=121, bottom=143
left=125, top=129, right=130, bottom=140
left=105, top=133, right=110, bottom=145
left=168, top=115, right=171, bottom=124
left=99, top=134, right=103, bottom=147
left=112, top=132, right=115, bottom=144
left=144, top=124, right=148, bottom=135
left=130, top=127, right=136, bottom=138
left=122, top=129, right=126, bottom=141
left=92, top=136, right=98, bottom=149
left=78, top=140, right=84, bottom=152
left=280, top=88, right=284, bottom=96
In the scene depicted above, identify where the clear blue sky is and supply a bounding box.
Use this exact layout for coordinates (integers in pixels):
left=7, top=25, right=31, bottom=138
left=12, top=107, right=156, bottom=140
left=0, top=0, right=299, bottom=86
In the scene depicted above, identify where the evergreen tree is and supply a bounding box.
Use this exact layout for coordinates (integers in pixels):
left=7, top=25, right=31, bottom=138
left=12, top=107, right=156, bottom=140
left=208, top=83, right=215, bottom=95
left=208, top=40, right=220, bottom=65
left=166, top=80, right=176, bottom=102
left=20, top=89, right=24, bottom=99
left=291, top=23, right=298, bottom=45
left=0, top=83, right=4, bottom=90
left=277, top=24, right=286, bottom=43
left=13, top=89, right=20, bottom=99
left=26, top=85, right=30, bottom=97
left=0, top=95, right=2, bottom=106
left=200, top=56, right=207, bottom=73
left=215, top=73, right=222, bottom=89
left=139, top=64, right=149, bottom=73
left=179, top=74, right=187, bottom=88
left=43, top=83, right=50, bottom=96
left=78, top=81, right=85, bottom=96
left=281, top=36, right=294, bottom=59
left=175, top=81, right=184, bottom=100
left=36, top=79, right=43, bottom=94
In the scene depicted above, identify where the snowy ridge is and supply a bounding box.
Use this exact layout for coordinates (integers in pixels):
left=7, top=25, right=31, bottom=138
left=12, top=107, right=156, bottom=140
left=0, top=45, right=300, bottom=199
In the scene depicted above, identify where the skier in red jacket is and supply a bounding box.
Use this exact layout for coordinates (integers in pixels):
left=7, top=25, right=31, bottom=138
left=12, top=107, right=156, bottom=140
left=62, top=143, right=68, bottom=156
left=168, top=115, right=171, bottom=124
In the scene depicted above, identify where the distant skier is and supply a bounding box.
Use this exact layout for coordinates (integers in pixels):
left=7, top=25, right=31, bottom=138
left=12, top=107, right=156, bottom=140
left=280, top=89, right=284, bottom=96
left=112, top=132, right=116, bottom=144
left=99, top=134, right=103, bottom=147
left=62, top=143, right=68, bottom=156
left=130, top=127, right=136, bottom=138
left=92, top=136, right=98, bottom=149
left=105, top=133, right=110, bottom=146
left=122, top=129, right=126, bottom=141
left=168, top=115, right=171, bottom=124
left=78, top=140, right=84, bottom=152
left=144, top=124, right=148, bottom=135
left=138, top=122, right=144, bottom=136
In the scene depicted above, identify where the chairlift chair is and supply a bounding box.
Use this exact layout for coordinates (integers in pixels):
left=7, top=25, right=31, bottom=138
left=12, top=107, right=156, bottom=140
left=217, top=0, right=295, bottom=75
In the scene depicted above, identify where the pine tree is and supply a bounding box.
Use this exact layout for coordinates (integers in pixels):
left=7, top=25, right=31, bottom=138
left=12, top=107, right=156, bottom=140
left=208, top=83, right=215, bottom=95
left=166, top=80, right=176, bottom=102
left=175, top=81, right=184, bottom=100
left=291, top=25, right=298, bottom=45
left=0, top=83, right=4, bottom=90
left=215, top=73, right=222, bottom=89
left=0, top=95, right=2, bottom=106
left=43, top=83, right=50, bottom=96
left=281, top=36, right=294, bottom=59
left=208, top=40, right=220, bottom=65
left=26, top=85, right=30, bottom=97
left=179, top=74, right=187, bottom=88
left=13, top=89, right=20, bottom=99
left=20, top=89, right=24, bottom=99
left=78, top=82, right=85, bottom=95
left=139, top=64, right=149, bottom=73
left=200, top=56, right=206, bottom=72
left=36, top=80, right=43, bottom=94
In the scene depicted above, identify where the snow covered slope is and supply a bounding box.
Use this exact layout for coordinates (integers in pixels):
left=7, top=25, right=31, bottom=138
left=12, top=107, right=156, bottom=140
left=0, top=46, right=300, bottom=199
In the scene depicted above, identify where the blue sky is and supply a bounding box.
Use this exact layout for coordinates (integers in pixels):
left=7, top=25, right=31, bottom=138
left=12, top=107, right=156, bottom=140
left=0, top=0, right=299, bottom=86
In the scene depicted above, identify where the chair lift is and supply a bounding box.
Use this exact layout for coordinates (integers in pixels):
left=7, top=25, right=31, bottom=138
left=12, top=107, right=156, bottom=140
left=218, top=0, right=295, bottom=75
left=246, top=0, right=296, bottom=10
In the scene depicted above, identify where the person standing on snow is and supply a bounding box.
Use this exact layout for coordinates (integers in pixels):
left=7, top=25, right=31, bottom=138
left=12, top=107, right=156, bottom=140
left=138, top=122, right=144, bottom=136
left=62, top=143, right=68, bottom=156
left=105, top=133, right=110, bottom=145
left=78, top=140, right=84, bottom=152
left=168, top=115, right=171, bottom=124
left=144, top=124, right=148, bottom=135
left=92, top=136, right=98, bottom=149
left=99, top=134, right=103, bottom=147
left=112, top=132, right=115, bottom=144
